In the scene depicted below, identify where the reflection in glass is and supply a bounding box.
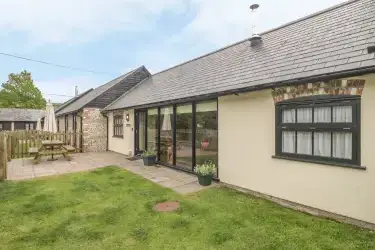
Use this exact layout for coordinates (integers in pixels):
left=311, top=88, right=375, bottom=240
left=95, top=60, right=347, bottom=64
left=147, top=108, right=159, bottom=155
left=176, top=104, right=193, bottom=170
left=160, top=106, right=174, bottom=165
left=195, top=101, right=218, bottom=174
left=138, top=111, right=146, bottom=152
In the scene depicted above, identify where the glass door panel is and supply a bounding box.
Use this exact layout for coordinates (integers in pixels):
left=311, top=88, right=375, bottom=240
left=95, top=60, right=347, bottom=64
left=176, top=104, right=193, bottom=170
left=147, top=108, right=159, bottom=154
left=195, top=101, right=218, bottom=174
left=135, top=110, right=146, bottom=155
left=160, top=106, right=174, bottom=165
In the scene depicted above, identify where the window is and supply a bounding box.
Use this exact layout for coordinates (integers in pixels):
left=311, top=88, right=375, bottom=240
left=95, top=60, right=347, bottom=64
left=275, top=96, right=360, bottom=166
left=25, top=123, right=34, bottom=130
left=113, top=115, right=123, bottom=137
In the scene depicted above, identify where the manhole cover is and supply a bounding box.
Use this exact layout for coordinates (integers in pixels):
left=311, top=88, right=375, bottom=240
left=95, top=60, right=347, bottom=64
left=153, top=201, right=180, bottom=212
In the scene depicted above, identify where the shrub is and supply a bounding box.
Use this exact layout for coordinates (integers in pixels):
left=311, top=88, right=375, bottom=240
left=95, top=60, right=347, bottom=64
left=141, top=151, right=156, bottom=157
left=194, top=161, right=216, bottom=176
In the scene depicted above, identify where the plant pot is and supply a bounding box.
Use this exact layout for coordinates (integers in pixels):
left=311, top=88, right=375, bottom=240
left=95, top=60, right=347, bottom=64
left=197, top=174, right=213, bottom=186
left=143, top=155, right=156, bottom=166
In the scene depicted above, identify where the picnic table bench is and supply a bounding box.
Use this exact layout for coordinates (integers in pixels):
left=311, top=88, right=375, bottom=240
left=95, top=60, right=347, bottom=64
left=30, top=140, right=76, bottom=164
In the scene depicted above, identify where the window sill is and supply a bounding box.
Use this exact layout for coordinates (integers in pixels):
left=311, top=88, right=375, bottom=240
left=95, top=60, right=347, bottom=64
left=271, top=155, right=366, bottom=170
left=112, top=135, right=124, bottom=139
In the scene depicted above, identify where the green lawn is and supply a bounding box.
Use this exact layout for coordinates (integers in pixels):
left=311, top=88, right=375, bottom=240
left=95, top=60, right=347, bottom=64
left=0, top=167, right=374, bottom=249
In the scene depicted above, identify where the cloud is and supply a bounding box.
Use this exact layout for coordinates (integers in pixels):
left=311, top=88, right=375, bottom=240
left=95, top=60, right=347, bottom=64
left=0, top=0, right=187, bottom=44
left=0, top=0, right=344, bottom=46
left=2, top=0, right=346, bottom=100
left=35, top=76, right=103, bottom=103
left=132, top=0, right=346, bottom=73
left=176, top=0, right=346, bottom=47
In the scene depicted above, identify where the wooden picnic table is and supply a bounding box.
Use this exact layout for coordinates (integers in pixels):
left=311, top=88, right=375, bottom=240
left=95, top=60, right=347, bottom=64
left=30, top=140, right=75, bottom=163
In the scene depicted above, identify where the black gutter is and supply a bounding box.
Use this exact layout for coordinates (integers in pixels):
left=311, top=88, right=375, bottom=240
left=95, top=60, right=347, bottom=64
left=103, top=66, right=375, bottom=112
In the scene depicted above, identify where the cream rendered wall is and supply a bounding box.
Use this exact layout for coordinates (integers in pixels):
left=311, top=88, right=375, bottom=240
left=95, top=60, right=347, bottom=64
left=108, top=109, right=134, bottom=156
left=218, top=74, right=375, bottom=224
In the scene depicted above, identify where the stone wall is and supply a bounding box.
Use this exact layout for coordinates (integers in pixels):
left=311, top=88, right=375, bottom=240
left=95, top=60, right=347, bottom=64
left=272, top=78, right=366, bottom=103
left=82, top=108, right=107, bottom=152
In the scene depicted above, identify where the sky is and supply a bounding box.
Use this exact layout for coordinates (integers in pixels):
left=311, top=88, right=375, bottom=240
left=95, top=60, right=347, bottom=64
left=0, top=0, right=346, bottom=103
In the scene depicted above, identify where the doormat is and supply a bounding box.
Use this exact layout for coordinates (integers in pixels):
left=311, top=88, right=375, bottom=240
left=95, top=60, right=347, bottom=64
left=126, top=156, right=139, bottom=161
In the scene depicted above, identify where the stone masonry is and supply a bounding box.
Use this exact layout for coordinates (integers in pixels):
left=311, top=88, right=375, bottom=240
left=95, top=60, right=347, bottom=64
left=82, top=108, right=107, bottom=152
left=271, top=78, right=366, bottom=103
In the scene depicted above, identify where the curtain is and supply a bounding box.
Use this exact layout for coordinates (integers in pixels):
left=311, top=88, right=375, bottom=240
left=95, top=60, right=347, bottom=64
left=282, top=109, right=295, bottom=123
left=333, top=132, right=352, bottom=159
left=314, top=132, right=331, bottom=157
left=314, top=107, right=331, bottom=123
left=313, top=107, right=331, bottom=157
left=297, top=108, right=312, bottom=123
left=333, top=106, right=352, bottom=123
left=297, top=132, right=312, bottom=155
left=282, top=131, right=295, bottom=153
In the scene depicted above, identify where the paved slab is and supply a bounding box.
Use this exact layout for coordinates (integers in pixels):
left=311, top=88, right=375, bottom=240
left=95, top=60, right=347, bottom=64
left=6, top=151, right=216, bottom=194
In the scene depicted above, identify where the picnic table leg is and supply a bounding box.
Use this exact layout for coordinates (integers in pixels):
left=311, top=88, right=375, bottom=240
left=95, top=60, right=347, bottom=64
left=33, top=153, right=41, bottom=164
left=62, top=151, right=71, bottom=161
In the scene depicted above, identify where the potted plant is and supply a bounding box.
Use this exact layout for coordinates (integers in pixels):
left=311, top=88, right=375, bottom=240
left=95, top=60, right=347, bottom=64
left=141, top=151, right=157, bottom=166
left=194, top=161, right=216, bottom=186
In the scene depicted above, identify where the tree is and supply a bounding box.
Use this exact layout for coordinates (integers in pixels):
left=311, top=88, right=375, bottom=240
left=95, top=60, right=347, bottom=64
left=0, top=70, right=46, bottom=109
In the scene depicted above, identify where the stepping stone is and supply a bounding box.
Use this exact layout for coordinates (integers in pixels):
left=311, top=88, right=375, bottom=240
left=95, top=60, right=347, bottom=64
left=153, top=201, right=180, bottom=212
left=148, top=176, right=170, bottom=183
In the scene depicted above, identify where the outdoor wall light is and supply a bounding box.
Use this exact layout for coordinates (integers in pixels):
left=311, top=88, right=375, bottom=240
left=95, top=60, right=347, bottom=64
left=126, top=113, right=130, bottom=122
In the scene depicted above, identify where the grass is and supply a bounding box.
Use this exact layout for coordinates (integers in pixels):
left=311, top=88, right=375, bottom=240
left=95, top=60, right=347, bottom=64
left=0, top=166, right=374, bottom=249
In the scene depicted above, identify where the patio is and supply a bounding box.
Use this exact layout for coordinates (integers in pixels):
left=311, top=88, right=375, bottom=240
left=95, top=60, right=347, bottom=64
left=6, top=151, right=213, bottom=194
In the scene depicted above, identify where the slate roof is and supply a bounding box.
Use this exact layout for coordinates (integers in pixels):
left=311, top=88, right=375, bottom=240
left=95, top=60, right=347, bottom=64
left=56, top=66, right=148, bottom=116
left=105, top=0, right=375, bottom=111
left=55, top=88, right=94, bottom=113
left=0, top=108, right=45, bottom=122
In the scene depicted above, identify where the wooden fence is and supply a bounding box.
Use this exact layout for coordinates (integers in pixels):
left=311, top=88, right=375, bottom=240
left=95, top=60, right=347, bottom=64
left=7, top=130, right=82, bottom=159
left=0, top=132, right=7, bottom=181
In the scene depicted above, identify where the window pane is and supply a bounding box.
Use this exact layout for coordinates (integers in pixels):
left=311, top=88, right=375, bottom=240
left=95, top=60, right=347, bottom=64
left=297, top=132, right=312, bottom=155
left=282, top=109, right=295, bottom=123
left=297, top=108, right=312, bottom=123
left=138, top=112, right=146, bottom=152
left=314, top=132, right=331, bottom=157
left=314, top=107, right=331, bottom=123
left=333, top=106, right=352, bottom=123
left=147, top=109, right=159, bottom=154
left=176, top=104, right=193, bottom=170
left=160, top=106, right=174, bottom=165
left=333, top=132, right=352, bottom=159
left=196, top=101, right=218, bottom=170
left=282, top=131, right=295, bottom=153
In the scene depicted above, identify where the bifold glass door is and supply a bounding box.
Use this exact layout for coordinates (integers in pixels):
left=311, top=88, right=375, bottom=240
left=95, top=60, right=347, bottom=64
left=138, top=100, right=218, bottom=175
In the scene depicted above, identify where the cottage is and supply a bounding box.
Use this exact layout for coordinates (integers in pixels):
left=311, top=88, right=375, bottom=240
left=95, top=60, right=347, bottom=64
left=101, top=0, right=375, bottom=227
left=0, top=108, right=45, bottom=131
left=55, top=66, right=150, bottom=152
